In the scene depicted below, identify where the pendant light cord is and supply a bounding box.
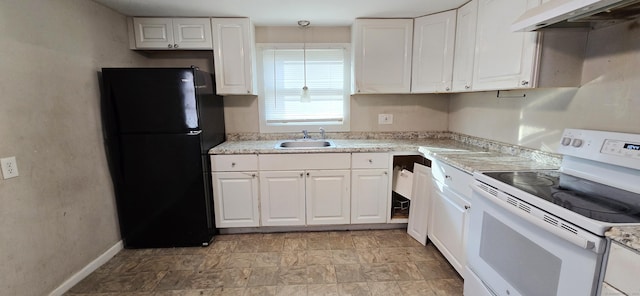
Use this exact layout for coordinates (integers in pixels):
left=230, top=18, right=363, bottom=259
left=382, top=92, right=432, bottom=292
left=298, top=20, right=310, bottom=90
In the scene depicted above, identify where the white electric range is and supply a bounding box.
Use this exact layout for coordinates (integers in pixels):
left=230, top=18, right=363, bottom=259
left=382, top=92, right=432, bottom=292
left=464, top=129, right=640, bottom=296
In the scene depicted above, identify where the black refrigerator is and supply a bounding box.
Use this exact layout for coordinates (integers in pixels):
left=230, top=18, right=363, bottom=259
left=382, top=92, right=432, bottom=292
left=100, top=67, right=225, bottom=248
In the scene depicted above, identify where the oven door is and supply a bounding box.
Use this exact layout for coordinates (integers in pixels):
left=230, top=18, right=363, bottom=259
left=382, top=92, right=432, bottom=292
left=466, top=182, right=606, bottom=296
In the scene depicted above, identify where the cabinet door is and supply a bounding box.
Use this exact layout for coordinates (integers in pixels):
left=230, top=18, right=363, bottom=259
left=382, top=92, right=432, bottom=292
left=259, top=171, right=306, bottom=226
left=472, top=0, right=541, bottom=91
left=172, top=18, right=213, bottom=49
left=211, top=172, right=259, bottom=227
left=132, top=18, right=174, bottom=49
left=407, top=164, right=431, bottom=245
left=353, top=19, right=413, bottom=94
left=429, top=184, right=469, bottom=276
left=211, top=18, right=256, bottom=95
left=306, top=170, right=351, bottom=225
left=451, top=0, right=478, bottom=91
left=605, top=242, right=640, bottom=295
left=412, top=11, right=457, bottom=93
left=351, top=169, right=389, bottom=224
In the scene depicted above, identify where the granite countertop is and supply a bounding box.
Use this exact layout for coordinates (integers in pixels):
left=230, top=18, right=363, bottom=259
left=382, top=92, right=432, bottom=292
left=605, top=227, right=640, bottom=252
left=209, top=137, right=560, bottom=174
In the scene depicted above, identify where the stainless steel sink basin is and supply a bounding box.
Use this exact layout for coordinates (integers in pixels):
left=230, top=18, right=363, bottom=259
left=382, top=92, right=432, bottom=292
left=275, top=139, right=336, bottom=149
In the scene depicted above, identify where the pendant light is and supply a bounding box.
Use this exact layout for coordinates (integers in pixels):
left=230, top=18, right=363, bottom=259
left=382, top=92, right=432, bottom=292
left=298, top=20, right=311, bottom=102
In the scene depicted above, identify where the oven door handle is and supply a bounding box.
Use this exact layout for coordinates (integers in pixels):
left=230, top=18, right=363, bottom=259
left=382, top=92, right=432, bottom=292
left=474, top=184, right=601, bottom=253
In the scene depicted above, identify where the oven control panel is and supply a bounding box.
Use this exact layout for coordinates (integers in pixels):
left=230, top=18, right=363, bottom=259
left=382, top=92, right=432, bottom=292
left=558, top=129, right=640, bottom=169
left=601, top=139, right=640, bottom=159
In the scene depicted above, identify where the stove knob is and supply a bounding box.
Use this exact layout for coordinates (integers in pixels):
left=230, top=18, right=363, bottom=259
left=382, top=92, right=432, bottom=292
left=571, top=139, right=584, bottom=147
left=561, top=137, right=572, bottom=146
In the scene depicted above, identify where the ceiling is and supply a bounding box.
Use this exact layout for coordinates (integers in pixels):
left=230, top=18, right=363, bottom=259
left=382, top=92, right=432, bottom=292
left=92, top=0, right=469, bottom=26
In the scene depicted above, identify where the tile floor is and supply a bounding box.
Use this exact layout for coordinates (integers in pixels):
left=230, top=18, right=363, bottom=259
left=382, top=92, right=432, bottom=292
left=65, top=229, right=463, bottom=296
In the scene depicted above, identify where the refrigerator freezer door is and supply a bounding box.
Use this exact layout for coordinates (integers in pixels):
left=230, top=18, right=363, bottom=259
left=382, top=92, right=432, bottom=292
left=102, top=68, right=200, bottom=134
left=116, top=133, right=213, bottom=248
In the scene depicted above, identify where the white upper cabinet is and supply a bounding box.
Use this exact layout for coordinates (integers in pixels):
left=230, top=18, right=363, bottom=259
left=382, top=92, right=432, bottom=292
left=411, top=11, right=457, bottom=93
left=132, top=18, right=213, bottom=50
left=211, top=18, right=257, bottom=95
left=352, top=19, right=413, bottom=94
left=451, top=0, right=478, bottom=92
left=472, top=0, right=541, bottom=91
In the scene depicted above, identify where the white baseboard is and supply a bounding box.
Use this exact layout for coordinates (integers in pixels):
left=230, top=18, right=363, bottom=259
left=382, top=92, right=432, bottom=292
left=49, top=240, right=123, bottom=296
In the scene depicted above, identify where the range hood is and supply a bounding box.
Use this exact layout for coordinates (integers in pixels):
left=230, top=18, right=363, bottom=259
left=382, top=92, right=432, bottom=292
left=512, top=0, right=640, bottom=31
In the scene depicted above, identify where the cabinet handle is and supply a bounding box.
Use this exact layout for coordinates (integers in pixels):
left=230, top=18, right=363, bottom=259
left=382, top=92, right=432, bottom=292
left=384, top=171, right=388, bottom=175
left=464, top=205, right=471, bottom=210
left=174, top=44, right=179, bottom=49
left=300, top=173, right=304, bottom=178
left=521, top=80, right=529, bottom=86
left=247, top=90, right=251, bottom=94
left=368, top=159, right=373, bottom=164
left=231, top=162, right=236, bottom=167
left=251, top=173, right=256, bottom=178
left=445, top=175, right=452, bottom=180
left=465, top=85, right=470, bottom=89
left=306, top=172, right=310, bottom=177
left=167, top=44, right=173, bottom=49
left=446, top=87, right=451, bottom=91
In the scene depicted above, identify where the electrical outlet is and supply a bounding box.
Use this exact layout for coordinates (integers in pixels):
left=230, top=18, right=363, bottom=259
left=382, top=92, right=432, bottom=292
left=1, top=156, right=19, bottom=179
left=378, top=114, right=393, bottom=125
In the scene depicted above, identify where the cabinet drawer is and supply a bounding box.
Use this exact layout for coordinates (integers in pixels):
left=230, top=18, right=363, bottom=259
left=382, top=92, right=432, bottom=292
left=352, top=153, right=389, bottom=169
left=210, top=154, right=258, bottom=171
left=605, top=242, right=640, bottom=295
left=259, top=153, right=351, bottom=170
left=432, top=160, right=473, bottom=198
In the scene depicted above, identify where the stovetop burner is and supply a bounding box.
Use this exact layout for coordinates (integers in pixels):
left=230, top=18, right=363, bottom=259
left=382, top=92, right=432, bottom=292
left=500, top=172, right=555, bottom=187
left=483, top=171, right=640, bottom=223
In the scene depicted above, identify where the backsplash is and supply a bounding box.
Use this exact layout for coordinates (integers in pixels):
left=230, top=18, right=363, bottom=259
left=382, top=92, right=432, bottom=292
left=225, top=131, right=562, bottom=166
left=225, top=131, right=451, bottom=141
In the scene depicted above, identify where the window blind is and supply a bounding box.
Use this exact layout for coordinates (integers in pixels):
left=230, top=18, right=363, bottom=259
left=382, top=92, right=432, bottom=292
left=261, top=47, right=346, bottom=125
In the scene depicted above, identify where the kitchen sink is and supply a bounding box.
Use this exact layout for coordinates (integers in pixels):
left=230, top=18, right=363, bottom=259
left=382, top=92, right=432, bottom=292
left=275, top=139, right=336, bottom=149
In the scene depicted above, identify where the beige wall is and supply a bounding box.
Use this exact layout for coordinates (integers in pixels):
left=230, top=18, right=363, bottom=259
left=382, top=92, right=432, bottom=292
left=350, top=94, right=449, bottom=132
left=449, top=19, right=640, bottom=152
left=0, top=1, right=146, bottom=295
left=223, top=94, right=450, bottom=133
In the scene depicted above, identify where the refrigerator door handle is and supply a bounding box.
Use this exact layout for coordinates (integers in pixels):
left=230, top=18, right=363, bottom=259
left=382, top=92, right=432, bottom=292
left=187, top=130, right=203, bottom=136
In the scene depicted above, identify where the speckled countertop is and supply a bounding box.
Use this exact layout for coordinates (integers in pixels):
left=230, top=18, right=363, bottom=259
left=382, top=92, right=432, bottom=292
left=209, top=132, right=561, bottom=173
left=606, top=227, right=640, bottom=252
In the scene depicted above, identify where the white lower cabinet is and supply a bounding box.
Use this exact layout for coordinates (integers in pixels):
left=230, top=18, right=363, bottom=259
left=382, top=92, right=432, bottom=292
left=258, top=153, right=352, bottom=226
left=351, top=153, right=390, bottom=224
left=407, top=163, right=431, bottom=245
left=259, top=171, right=306, bottom=226
left=211, top=172, right=260, bottom=227
left=210, top=155, right=260, bottom=228
left=351, top=169, right=389, bottom=224
left=306, top=170, right=351, bottom=225
left=429, top=160, right=473, bottom=277
left=429, top=187, right=468, bottom=275
left=601, top=241, right=640, bottom=295
left=260, top=169, right=350, bottom=226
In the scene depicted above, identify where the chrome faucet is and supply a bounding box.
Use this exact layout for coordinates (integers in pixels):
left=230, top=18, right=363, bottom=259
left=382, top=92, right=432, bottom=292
left=319, top=127, right=326, bottom=139
left=302, top=129, right=310, bottom=139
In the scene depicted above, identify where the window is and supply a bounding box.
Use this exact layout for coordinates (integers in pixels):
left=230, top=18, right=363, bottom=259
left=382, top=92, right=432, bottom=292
left=257, top=43, right=350, bottom=133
